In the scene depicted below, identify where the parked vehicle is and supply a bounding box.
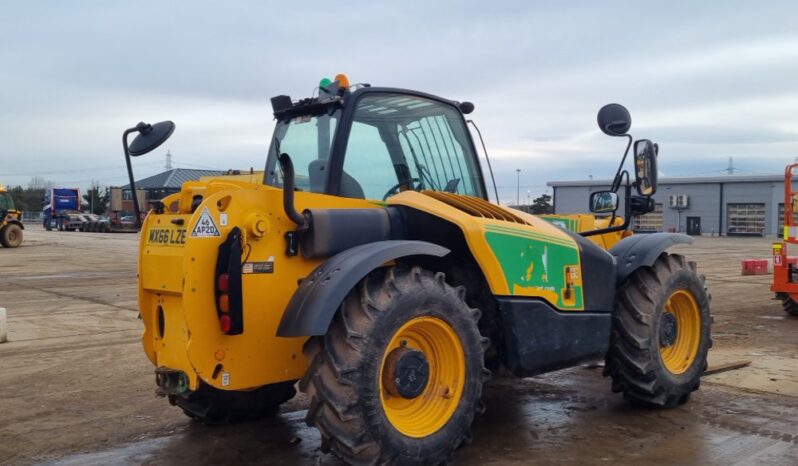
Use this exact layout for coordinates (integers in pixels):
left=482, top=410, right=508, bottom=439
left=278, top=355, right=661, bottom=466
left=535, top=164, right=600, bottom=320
left=43, top=188, right=82, bottom=231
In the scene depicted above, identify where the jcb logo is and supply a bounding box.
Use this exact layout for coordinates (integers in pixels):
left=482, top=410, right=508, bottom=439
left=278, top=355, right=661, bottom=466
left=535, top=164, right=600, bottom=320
left=147, top=228, right=186, bottom=246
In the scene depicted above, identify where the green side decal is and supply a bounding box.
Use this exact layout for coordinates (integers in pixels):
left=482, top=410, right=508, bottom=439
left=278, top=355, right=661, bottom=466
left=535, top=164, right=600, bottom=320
left=485, top=225, right=583, bottom=310
left=540, top=216, right=579, bottom=232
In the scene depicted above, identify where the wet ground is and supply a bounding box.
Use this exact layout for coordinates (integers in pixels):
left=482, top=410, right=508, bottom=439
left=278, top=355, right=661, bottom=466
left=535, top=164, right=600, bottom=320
left=1, top=228, right=796, bottom=465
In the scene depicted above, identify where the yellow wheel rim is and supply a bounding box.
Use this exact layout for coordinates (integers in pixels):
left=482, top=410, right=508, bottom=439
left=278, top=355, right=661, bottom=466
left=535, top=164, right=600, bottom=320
left=659, top=289, right=701, bottom=374
left=379, top=316, right=465, bottom=438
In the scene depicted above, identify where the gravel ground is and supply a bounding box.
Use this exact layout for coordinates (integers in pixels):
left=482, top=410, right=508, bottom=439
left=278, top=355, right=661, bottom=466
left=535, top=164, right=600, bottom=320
left=0, top=228, right=796, bottom=465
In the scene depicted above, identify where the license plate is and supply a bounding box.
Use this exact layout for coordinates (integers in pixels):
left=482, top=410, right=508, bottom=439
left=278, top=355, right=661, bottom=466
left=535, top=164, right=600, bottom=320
left=146, top=226, right=187, bottom=246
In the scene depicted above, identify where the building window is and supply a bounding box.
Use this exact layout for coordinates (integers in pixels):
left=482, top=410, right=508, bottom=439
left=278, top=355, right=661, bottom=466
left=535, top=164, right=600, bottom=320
left=727, top=203, right=765, bottom=236
left=122, top=189, right=132, bottom=200
left=147, top=189, right=163, bottom=200
left=633, top=203, right=663, bottom=233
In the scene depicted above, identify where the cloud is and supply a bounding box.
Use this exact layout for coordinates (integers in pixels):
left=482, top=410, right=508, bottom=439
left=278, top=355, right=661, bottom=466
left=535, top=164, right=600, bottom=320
left=643, top=125, right=798, bottom=145
left=2, top=1, right=798, bottom=198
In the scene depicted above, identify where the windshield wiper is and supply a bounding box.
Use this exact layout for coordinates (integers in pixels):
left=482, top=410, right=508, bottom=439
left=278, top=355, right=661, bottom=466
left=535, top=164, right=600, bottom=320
left=399, top=127, right=440, bottom=191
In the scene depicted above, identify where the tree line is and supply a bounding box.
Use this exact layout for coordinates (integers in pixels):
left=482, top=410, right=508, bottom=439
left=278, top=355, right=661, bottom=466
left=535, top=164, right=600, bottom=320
left=513, top=193, right=554, bottom=214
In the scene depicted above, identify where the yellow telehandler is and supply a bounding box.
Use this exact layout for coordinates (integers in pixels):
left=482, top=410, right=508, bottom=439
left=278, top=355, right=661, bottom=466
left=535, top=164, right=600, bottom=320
left=126, top=75, right=711, bottom=465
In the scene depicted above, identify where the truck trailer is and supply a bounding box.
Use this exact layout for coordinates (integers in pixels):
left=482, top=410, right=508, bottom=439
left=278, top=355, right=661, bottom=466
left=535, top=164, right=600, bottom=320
left=43, top=188, right=82, bottom=231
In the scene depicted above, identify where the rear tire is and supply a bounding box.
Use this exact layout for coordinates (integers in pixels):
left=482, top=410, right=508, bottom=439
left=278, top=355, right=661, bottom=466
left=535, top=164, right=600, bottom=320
left=604, top=253, right=711, bottom=408
left=1, top=224, right=23, bottom=248
left=169, top=381, right=296, bottom=425
left=780, top=294, right=798, bottom=316
left=300, top=266, right=489, bottom=465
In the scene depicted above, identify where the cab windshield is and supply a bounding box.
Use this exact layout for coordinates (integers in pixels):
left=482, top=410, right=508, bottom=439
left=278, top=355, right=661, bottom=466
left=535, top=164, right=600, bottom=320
left=264, top=93, right=485, bottom=200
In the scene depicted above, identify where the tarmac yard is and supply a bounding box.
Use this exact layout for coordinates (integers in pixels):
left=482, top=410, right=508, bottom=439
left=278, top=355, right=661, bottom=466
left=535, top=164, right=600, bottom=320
left=1, top=227, right=797, bottom=465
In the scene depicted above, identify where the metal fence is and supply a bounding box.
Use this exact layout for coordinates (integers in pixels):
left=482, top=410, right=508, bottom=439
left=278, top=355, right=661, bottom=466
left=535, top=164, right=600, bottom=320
left=21, top=211, right=43, bottom=222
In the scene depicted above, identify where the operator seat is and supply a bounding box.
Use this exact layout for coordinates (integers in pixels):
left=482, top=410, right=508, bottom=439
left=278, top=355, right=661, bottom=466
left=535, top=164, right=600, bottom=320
left=308, top=159, right=365, bottom=199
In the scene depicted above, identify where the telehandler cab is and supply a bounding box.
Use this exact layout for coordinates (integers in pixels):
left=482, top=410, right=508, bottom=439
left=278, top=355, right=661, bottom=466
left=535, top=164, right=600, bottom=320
left=129, top=75, right=711, bottom=465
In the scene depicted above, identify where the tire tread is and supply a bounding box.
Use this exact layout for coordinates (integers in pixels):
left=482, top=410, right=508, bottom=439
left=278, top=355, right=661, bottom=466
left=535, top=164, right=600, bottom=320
left=302, top=266, right=487, bottom=465
left=604, top=253, right=711, bottom=408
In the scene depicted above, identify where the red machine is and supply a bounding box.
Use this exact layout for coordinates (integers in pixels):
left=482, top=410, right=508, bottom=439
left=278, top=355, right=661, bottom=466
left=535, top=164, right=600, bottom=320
left=771, top=163, right=798, bottom=316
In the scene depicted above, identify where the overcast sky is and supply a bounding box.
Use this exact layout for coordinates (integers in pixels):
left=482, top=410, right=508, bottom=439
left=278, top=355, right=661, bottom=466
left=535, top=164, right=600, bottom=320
left=2, top=1, right=798, bottom=204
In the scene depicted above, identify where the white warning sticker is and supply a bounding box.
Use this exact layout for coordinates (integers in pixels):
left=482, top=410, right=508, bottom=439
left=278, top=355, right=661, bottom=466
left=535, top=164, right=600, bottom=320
left=190, top=207, right=221, bottom=237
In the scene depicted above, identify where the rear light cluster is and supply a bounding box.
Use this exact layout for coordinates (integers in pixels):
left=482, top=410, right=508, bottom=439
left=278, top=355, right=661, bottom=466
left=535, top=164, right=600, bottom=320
left=217, top=273, right=232, bottom=332
left=215, top=227, right=244, bottom=335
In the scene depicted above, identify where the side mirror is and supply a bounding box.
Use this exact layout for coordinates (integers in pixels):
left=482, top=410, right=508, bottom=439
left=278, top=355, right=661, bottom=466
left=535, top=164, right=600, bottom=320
left=589, top=190, right=619, bottom=214
left=122, top=120, right=176, bottom=229
left=128, top=121, right=175, bottom=157
left=633, top=139, right=658, bottom=196
left=597, top=103, right=631, bottom=136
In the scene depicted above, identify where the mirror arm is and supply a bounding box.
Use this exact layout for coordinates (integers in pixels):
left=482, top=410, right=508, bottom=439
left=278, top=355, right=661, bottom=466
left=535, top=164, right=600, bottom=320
left=608, top=170, right=627, bottom=226
left=581, top=184, right=633, bottom=237
left=122, top=127, right=143, bottom=230
left=610, top=134, right=633, bottom=192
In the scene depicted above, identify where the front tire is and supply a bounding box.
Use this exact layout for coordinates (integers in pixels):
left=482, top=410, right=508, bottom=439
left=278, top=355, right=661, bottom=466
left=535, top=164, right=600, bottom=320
left=604, top=253, right=711, bottom=407
left=301, top=266, right=488, bottom=465
left=169, top=381, right=296, bottom=425
left=1, top=224, right=23, bottom=248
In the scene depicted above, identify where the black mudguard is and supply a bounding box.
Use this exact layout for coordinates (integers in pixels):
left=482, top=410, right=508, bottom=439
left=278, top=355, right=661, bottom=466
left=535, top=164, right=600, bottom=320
left=276, top=240, right=449, bottom=337
left=610, top=233, right=693, bottom=284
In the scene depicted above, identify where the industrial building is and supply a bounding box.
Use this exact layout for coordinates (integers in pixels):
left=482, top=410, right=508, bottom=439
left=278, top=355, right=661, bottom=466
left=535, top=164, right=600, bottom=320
left=117, top=168, right=223, bottom=214
left=548, top=174, right=795, bottom=237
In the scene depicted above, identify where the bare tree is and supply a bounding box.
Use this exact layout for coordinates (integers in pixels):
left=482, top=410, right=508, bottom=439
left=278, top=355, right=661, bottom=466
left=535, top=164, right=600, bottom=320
left=27, top=176, right=54, bottom=191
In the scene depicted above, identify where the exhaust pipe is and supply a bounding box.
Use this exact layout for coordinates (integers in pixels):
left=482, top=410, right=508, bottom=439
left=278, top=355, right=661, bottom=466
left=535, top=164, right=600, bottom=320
left=276, top=152, right=399, bottom=259
left=277, top=153, right=306, bottom=228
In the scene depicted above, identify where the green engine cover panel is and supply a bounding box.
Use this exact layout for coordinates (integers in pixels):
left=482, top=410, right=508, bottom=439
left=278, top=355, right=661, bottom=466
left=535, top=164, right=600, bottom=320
left=485, top=224, right=584, bottom=310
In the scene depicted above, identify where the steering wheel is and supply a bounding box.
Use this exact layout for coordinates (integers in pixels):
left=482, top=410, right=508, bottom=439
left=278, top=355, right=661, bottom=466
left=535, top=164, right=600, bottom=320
left=382, top=178, right=422, bottom=201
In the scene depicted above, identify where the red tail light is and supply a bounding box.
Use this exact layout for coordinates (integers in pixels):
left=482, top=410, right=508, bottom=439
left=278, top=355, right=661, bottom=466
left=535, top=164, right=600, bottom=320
left=217, top=273, right=229, bottom=293
left=219, top=315, right=232, bottom=333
